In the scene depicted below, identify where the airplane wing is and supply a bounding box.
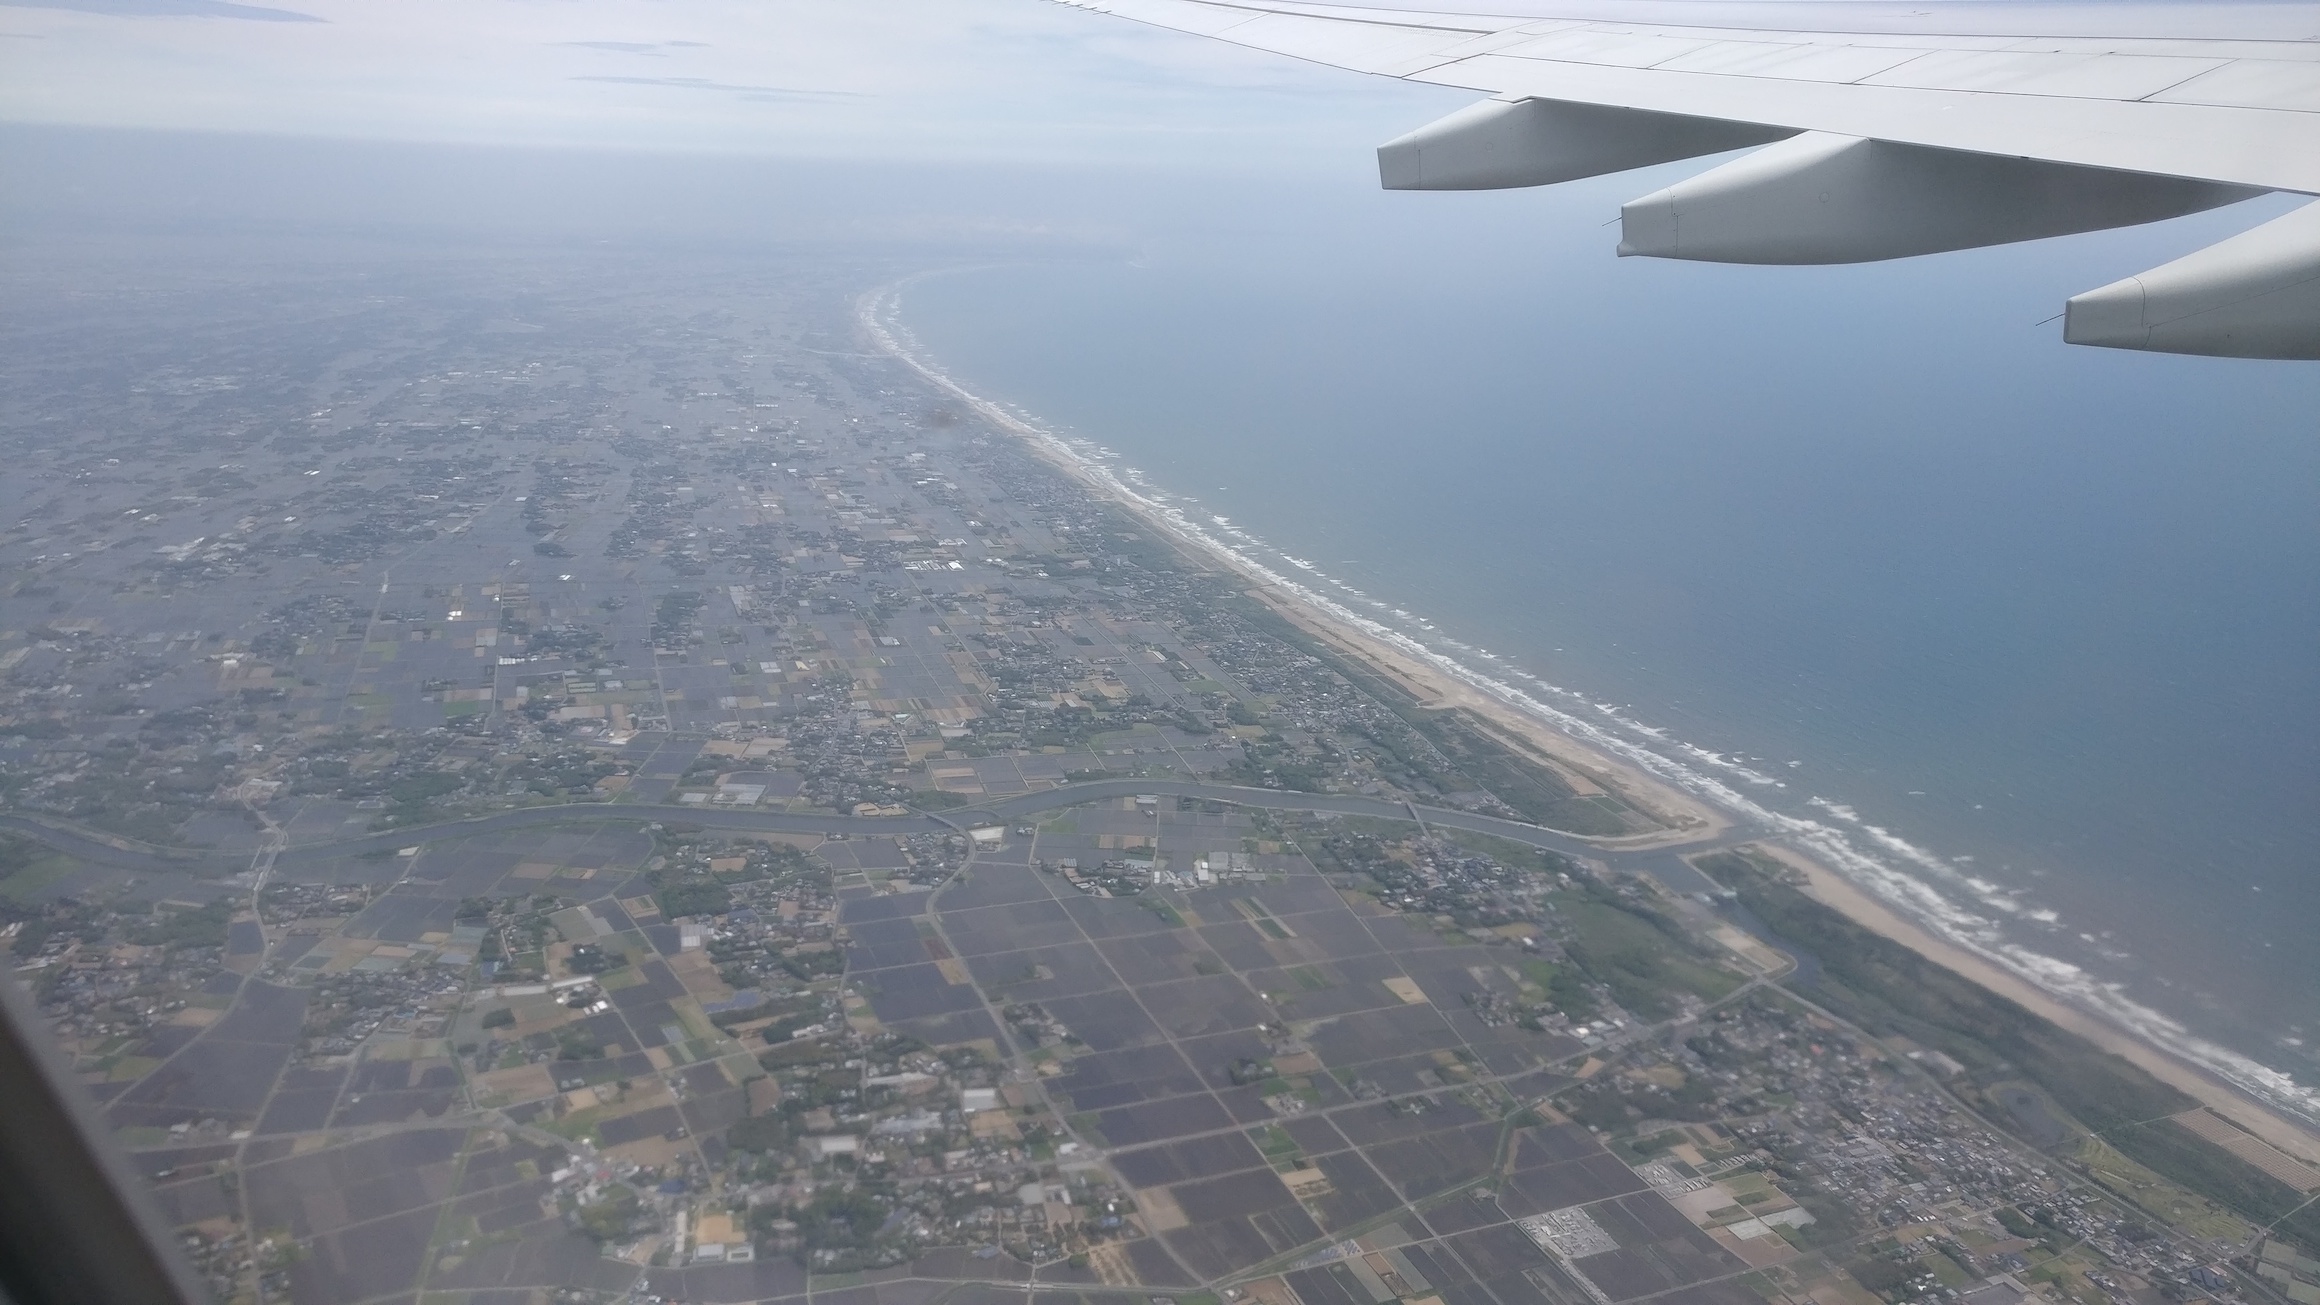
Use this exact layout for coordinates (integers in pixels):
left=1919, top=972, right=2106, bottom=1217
left=1056, top=0, right=2320, bottom=358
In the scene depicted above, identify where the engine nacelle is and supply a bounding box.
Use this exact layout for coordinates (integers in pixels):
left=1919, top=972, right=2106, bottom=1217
left=1619, top=132, right=2259, bottom=265
left=1378, top=97, right=1788, bottom=192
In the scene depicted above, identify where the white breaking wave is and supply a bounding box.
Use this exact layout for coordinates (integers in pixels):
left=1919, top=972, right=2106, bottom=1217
left=859, top=275, right=2320, bottom=1130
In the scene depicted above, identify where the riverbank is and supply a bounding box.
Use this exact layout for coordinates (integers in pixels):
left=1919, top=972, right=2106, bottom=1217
left=859, top=272, right=2320, bottom=1174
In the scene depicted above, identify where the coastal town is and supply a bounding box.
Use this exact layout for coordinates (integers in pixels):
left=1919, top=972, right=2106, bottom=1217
left=2, top=243, right=2316, bottom=1305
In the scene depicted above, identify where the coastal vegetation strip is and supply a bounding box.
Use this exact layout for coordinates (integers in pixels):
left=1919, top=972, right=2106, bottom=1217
left=1696, top=849, right=2320, bottom=1257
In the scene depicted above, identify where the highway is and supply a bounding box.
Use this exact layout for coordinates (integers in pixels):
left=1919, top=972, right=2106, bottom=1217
left=0, top=778, right=1754, bottom=894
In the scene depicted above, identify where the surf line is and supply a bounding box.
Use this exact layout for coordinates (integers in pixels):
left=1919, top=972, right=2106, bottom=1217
left=856, top=272, right=2320, bottom=1130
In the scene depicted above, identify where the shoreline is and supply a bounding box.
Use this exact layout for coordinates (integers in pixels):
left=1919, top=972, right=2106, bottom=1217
left=1239, top=580, right=1733, bottom=848
left=856, top=274, right=2320, bottom=1170
left=858, top=277, right=1725, bottom=846
left=1748, top=842, right=2320, bottom=1170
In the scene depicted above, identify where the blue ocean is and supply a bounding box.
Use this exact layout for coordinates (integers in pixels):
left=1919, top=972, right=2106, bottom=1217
left=892, top=167, right=2320, bottom=1122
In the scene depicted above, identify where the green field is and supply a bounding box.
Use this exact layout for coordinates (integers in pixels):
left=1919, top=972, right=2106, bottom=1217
left=0, top=843, right=81, bottom=905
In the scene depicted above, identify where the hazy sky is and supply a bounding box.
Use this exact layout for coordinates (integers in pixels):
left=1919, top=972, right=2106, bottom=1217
left=0, top=0, right=1478, bottom=165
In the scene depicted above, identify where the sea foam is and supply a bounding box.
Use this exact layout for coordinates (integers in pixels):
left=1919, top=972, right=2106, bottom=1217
left=862, top=276, right=2320, bottom=1131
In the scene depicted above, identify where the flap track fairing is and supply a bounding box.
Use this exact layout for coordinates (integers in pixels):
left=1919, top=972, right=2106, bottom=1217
left=1377, top=96, right=1790, bottom=192
left=1616, top=132, right=2259, bottom=265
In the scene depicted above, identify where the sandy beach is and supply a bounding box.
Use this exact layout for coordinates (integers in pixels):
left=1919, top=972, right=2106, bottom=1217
left=1286, top=554, right=2320, bottom=1170
left=1743, top=842, right=2320, bottom=1170
left=862, top=282, right=1727, bottom=846
left=860, top=279, right=2320, bottom=1177
left=1241, top=582, right=1732, bottom=848
left=1283, top=554, right=2320, bottom=1170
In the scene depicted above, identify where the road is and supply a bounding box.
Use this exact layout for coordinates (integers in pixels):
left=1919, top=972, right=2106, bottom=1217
left=0, top=777, right=1763, bottom=896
